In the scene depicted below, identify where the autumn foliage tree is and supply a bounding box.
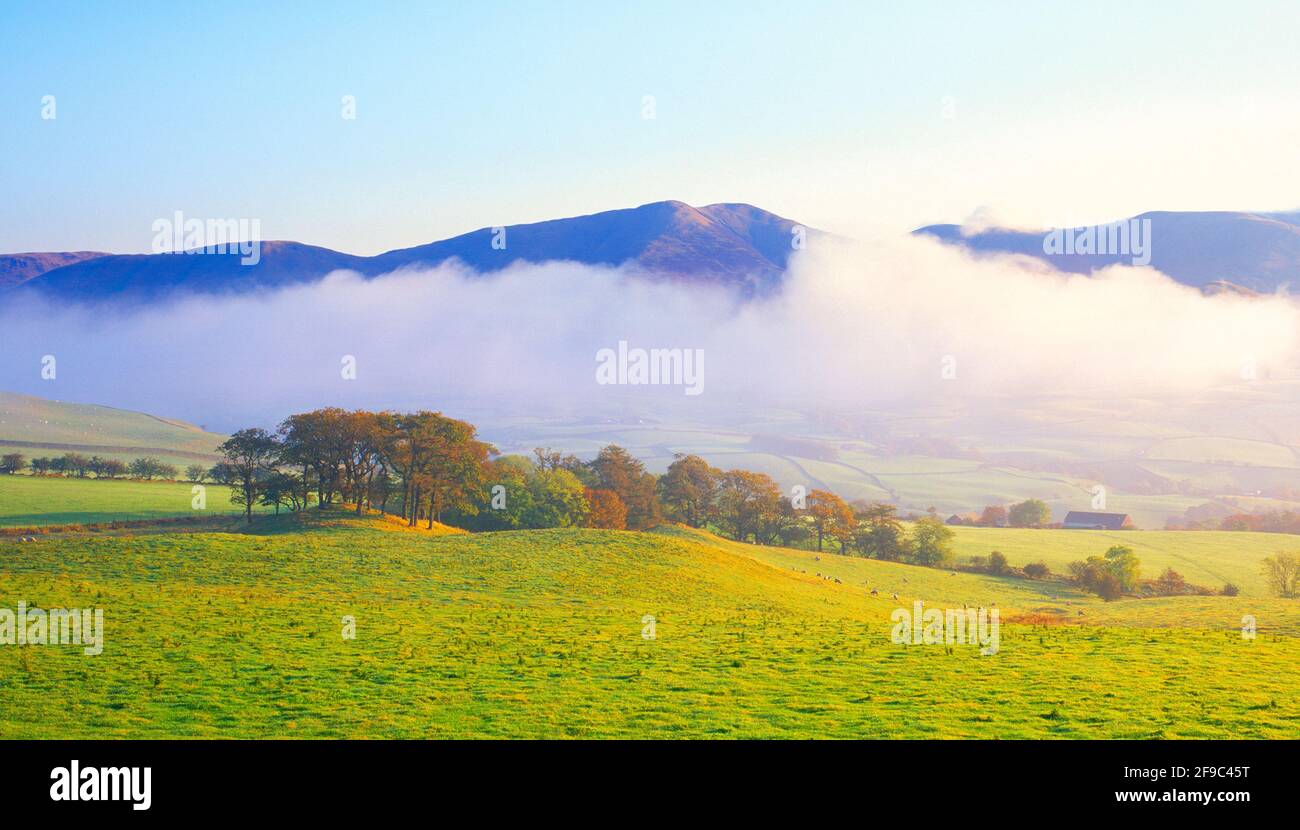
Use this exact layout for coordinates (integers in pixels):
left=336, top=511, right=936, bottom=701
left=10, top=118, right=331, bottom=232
left=584, top=488, right=628, bottom=529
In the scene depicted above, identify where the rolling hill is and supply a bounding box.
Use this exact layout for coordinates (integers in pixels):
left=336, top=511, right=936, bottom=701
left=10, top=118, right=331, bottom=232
left=0, top=251, right=107, bottom=289
left=4, top=201, right=813, bottom=302
left=0, top=390, right=227, bottom=468
left=0, top=509, right=1295, bottom=738
left=915, top=209, right=1300, bottom=293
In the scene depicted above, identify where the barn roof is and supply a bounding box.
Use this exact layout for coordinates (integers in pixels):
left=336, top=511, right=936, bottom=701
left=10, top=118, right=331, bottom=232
left=1062, top=511, right=1130, bottom=529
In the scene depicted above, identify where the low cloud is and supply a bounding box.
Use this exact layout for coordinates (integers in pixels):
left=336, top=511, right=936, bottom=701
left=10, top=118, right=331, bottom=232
left=1, top=235, right=1296, bottom=433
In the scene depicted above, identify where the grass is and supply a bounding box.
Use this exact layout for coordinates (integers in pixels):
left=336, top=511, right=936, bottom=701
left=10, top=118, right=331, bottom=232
left=941, top=524, right=1293, bottom=597
left=0, top=474, right=251, bottom=527
left=0, top=390, right=224, bottom=455
left=0, top=510, right=1296, bottom=739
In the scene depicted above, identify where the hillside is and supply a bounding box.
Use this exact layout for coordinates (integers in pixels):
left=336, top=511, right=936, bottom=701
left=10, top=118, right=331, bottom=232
left=0, top=511, right=1295, bottom=738
left=6, top=201, right=814, bottom=302
left=915, top=210, right=1300, bottom=293
left=0, top=251, right=107, bottom=289
left=0, top=390, right=226, bottom=468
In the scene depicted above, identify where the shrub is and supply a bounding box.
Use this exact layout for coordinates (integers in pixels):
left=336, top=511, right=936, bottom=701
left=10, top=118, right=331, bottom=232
left=987, top=550, right=1008, bottom=575
left=1023, top=561, right=1050, bottom=580
left=1221, top=583, right=1240, bottom=597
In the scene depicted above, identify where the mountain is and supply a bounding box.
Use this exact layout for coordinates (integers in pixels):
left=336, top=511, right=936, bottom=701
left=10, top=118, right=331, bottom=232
left=0, top=251, right=108, bottom=289
left=914, top=210, right=1300, bottom=293
left=7, top=201, right=812, bottom=302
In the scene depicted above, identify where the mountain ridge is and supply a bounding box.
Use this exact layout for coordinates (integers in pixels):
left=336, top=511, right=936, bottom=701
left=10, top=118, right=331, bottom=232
left=4, top=201, right=813, bottom=302
left=914, top=209, right=1300, bottom=293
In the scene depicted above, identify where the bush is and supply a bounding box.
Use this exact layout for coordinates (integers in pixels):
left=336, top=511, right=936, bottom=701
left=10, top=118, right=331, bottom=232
left=1221, top=583, right=1240, bottom=597
left=987, top=550, right=1008, bottom=575
left=1023, top=561, right=1050, bottom=580
left=1153, top=567, right=1187, bottom=596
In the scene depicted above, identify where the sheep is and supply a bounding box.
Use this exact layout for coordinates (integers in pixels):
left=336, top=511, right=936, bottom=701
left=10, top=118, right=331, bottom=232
left=891, top=593, right=899, bottom=601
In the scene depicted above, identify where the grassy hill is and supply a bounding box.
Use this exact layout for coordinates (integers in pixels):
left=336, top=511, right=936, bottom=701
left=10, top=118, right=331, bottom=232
left=0, top=510, right=1296, bottom=738
left=0, top=391, right=226, bottom=470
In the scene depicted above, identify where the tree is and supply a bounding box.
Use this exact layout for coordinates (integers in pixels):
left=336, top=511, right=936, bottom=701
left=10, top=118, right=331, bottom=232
left=757, top=496, right=801, bottom=546
left=259, top=471, right=302, bottom=514
left=584, top=488, right=627, bottom=529
left=208, top=462, right=237, bottom=485
left=30, top=457, right=51, bottom=475
left=97, top=458, right=128, bottom=479
left=716, top=470, right=781, bottom=543
left=218, top=428, right=279, bottom=523
left=1261, top=552, right=1300, bottom=598
left=657, top=454, right=721, bottom=528
left=854, top=502, right=907, bottom=560
left=908, top=516, right=955, bottom=567
left=1008, top=499, right=1051, bottom=528
left=806, top=489, right=854, bottom=553
left=63, top=452, right=91, bottom=478
left=1103, top=545, right=1141, bottom=592
left=0, top=453, right=26, bottom=474
left=590, top=445, right=660, bottom=530
left=979, top=505, right=1008, bottom=527
left=185, top=464, right=207, bottom=483
left=521, top=468, right=589, bottom=528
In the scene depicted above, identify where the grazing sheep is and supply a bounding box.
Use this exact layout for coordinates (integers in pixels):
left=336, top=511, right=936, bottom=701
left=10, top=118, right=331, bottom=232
left=834, top=578, right=842, bottom=584
left=870, top=589, right=879, bottom=596
left=892, top=593, right=899, bottom=601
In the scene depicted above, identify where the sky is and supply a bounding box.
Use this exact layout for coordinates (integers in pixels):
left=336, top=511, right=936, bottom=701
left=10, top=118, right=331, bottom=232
left=3, top=0, right=1300, bottom=255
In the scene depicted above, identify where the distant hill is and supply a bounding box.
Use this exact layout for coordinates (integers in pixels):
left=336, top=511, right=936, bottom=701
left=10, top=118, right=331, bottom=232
left=0, top=251, right=108, bottom=289
left=0, top=391, right=226, bottom=464
left=7, top=201, right=814, bottom=302
left=914, top=210, right=1300, bottom=294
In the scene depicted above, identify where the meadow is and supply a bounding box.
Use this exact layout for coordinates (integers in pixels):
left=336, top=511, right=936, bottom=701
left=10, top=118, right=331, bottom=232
left=0, top=474, right=248, bottom=528
left=0, top=508, right=1296, bottom=739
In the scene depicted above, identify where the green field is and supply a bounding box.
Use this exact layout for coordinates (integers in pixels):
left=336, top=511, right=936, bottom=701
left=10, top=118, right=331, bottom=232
left=1, top=508, right=1297, bottom=738
left=0, top=474, right=248, bottom=528
left=942, top=524, right=1293, bottom=598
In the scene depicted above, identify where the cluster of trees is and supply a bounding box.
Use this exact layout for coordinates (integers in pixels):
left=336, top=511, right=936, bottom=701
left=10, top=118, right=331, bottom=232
left=653, top=456, right=958, bottom=567
left=215, top=409, right=675, bottom=530
left=946, top=499, right=1053, bottom=528
left=1220, top=511, right=1300, bottom=535
left=1068, top=545, right=1142, bottom=601
left=3, top=452, right=181, bottom=481
left=218, top=409, right=494, bottom=524
left=210, top=415, right=965, bottom=570
left=1172, top=508, right=1300, bottom=535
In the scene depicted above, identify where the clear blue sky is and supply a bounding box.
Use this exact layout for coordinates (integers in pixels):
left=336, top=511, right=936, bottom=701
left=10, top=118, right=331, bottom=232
left=4, top=0, right=1299, bottom=254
